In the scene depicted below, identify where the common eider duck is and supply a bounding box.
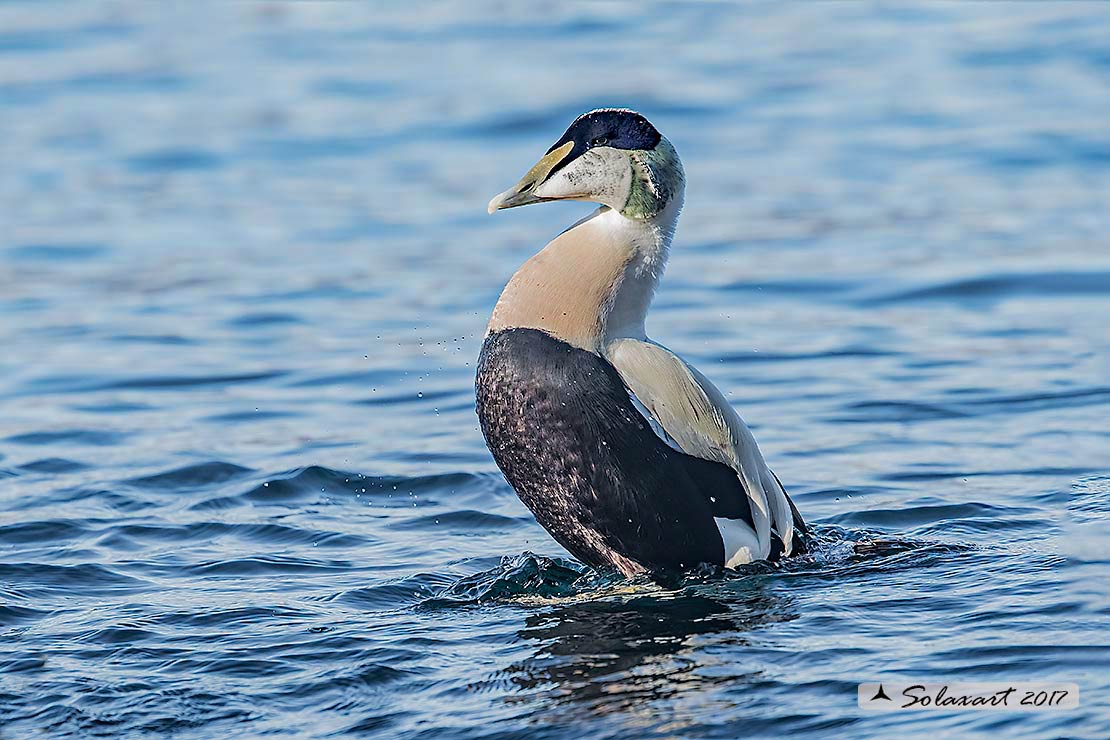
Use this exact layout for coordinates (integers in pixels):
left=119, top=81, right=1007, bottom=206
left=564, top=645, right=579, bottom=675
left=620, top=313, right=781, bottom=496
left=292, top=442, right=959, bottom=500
left=476, top=109, right=807, bottom=576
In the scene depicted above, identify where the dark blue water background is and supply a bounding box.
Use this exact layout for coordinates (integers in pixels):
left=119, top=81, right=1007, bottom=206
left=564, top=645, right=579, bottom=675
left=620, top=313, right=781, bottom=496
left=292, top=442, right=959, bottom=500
left=2, top=3, right=1108, bottom=738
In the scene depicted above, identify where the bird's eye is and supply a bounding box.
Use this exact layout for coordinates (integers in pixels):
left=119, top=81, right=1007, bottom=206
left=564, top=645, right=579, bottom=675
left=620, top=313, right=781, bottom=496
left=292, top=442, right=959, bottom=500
left=592, top=136, right=609, bottom=146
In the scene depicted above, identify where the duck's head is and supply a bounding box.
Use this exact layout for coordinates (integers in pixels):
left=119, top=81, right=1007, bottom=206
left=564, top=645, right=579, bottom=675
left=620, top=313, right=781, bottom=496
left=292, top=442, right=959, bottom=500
left=488, top=108, right=684, bottom=220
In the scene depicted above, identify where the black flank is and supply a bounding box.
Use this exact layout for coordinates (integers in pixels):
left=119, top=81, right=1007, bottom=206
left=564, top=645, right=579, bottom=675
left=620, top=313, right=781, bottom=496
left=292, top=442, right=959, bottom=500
left=476, top=327, right=756, bottom=572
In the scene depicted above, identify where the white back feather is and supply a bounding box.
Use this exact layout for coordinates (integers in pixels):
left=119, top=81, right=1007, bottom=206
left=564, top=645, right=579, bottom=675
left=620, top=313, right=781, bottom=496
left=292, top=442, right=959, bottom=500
left=604, top=337, right=796, bottom=562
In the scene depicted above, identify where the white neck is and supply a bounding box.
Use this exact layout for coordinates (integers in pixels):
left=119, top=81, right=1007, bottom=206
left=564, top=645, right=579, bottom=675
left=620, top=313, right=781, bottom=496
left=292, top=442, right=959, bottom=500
left=487, top=196, right=682, bottom=352
left=601, top=195, right=682, bottom=342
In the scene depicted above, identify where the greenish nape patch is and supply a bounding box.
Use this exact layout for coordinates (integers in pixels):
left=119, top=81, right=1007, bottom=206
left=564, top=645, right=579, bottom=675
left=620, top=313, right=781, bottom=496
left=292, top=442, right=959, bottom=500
left=620, top=138, right=684, bottom=219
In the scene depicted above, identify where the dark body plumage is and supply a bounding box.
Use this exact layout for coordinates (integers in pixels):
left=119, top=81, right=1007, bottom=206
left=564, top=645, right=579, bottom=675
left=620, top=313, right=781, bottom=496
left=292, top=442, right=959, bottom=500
left=476, top=327, right=764, bottom=573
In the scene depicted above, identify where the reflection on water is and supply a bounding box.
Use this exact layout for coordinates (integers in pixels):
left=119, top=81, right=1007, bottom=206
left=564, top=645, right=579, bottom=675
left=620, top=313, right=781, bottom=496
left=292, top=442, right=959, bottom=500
left=503, top=587, right=792, bottom=718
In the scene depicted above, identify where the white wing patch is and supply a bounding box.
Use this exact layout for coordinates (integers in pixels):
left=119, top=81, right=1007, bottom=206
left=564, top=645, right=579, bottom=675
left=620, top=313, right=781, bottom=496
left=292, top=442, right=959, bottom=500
left=605, top=337, right=796, bottom=563
left=628, top=390, right=684, bottom=453
left=715, top=517, right=761, bottom=568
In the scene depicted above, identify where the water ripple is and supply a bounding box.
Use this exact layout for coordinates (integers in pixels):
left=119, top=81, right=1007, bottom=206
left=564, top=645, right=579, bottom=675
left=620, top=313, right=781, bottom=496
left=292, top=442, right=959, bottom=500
left=124, top=462, right=254, bottom=490
left=864, top=270, right=1110, bottom=306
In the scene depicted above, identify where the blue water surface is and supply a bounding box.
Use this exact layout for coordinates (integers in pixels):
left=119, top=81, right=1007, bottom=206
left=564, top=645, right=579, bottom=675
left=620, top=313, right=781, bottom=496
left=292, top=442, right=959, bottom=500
left=2, top=2, right=1109, bottom=738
